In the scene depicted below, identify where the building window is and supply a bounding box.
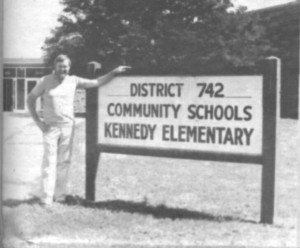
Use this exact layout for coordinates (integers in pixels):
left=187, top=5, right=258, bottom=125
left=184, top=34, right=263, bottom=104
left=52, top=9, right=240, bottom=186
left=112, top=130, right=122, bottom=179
left=17, top=68, right=25, bottom=77
left=27, top=80, right=37, bottom=94
left=4, top=68, right=16, bottom=77
left=3, top=79, right=14, bottom=111
left=17, top=79, right=25, bottom=110
left=3, top=60, right=51, bottom=112
left=26, top=68, right=46, bottom=78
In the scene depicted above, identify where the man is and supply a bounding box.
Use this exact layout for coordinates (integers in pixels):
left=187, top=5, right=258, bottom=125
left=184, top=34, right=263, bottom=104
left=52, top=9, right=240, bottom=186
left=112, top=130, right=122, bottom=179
left=27, top=54, right=131, bottom=205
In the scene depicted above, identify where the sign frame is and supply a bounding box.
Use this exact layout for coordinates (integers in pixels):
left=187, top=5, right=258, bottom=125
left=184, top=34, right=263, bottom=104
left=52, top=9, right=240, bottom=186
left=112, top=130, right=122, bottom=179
left=85, top=59, right=277, bottom=224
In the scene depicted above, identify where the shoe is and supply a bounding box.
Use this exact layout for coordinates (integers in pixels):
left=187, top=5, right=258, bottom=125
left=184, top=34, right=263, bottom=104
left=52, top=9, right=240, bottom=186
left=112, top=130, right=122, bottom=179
left=54, top=195, right=67, bottom=203
left=54, top=194, right=82, bottom=205
left=40, top=198, right=53, bottom=206
left=65, top=195, right=82, bottom=205
left=39, top=199, right=54, bottom=212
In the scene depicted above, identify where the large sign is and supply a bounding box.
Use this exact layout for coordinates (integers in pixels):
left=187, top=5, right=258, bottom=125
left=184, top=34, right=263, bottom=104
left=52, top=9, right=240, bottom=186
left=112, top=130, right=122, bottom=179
left=98, top=76, right=263, bottom=155
left=87, top=59, right=277, bottom=224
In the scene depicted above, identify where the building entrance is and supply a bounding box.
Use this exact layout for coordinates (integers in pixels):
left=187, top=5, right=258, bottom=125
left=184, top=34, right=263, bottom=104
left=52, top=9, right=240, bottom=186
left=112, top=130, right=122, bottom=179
left=3, top=58, right=50, bottom=113
left=3, top=78, right=39, bottom=112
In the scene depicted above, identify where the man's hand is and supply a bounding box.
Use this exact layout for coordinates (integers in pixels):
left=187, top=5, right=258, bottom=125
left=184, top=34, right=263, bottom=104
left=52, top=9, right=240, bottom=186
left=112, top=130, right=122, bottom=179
left=36, top=121, right=51, bottom=133
left=88, top=65, right=132, bottom=89
left=112, top=66, right=132, bottom=74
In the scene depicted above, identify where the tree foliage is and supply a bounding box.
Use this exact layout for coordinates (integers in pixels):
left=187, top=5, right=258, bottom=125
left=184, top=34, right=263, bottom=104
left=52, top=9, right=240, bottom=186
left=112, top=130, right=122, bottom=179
left=43, top=0, right=273, bottom=74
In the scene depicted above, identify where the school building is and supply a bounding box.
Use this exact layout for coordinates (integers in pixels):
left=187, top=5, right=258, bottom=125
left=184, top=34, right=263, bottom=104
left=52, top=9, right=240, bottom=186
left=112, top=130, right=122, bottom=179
left=3, top=58, right=51, bottom=112
left=3, top=58, right=85, bottom=114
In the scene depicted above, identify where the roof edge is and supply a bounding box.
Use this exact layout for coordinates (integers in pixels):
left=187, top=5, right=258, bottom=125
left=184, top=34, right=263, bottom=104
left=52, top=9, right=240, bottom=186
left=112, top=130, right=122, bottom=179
left=248, top=0, right=299, bottom=13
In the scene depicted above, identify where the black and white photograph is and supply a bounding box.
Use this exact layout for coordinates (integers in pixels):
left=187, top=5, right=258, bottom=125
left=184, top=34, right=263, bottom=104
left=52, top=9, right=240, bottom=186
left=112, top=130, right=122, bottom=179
left=1, top=0, right=300, bottom=247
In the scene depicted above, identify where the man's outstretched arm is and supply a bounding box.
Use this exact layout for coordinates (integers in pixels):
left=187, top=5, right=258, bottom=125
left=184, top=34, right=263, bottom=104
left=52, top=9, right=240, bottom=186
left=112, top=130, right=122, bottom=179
left=77, top=65, right=131, bottom=89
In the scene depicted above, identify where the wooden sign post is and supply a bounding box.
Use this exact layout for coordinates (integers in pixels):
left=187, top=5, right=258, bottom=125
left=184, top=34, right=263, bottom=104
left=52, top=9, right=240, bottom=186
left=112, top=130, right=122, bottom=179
left=85, top=59, right=277, bottom=224
left=85, top=61, right=101, bottom=201
left=260, top=59, right=277, bottom=224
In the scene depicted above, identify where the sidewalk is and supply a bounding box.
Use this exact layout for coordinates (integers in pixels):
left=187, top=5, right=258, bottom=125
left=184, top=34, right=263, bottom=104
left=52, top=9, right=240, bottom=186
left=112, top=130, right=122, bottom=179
left=3, top=113, right=43, bottom=200
left=2, top=113, right=83, bottom=200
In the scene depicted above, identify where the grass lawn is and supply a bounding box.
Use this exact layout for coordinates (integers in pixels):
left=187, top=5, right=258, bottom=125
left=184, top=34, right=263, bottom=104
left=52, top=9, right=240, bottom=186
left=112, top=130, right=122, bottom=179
left=2, top=117, right=299, bottom=247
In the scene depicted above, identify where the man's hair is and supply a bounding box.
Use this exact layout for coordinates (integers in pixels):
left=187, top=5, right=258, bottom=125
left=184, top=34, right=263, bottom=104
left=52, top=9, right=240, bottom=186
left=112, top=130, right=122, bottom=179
left=54, top=54, right=71, bottom=66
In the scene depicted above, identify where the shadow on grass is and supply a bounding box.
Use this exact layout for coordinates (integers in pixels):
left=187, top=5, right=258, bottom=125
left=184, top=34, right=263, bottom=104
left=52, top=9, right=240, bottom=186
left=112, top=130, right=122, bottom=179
left=3, top=196, right=257, bottom=224
left=3, top=197, right=41, bottom=207
left=79, top=197, right=257, bottom=224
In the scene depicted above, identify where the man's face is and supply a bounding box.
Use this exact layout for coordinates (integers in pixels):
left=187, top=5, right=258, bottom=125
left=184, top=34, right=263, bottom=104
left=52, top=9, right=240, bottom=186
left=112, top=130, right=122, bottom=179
left=54, top=60, right=70, bottom=80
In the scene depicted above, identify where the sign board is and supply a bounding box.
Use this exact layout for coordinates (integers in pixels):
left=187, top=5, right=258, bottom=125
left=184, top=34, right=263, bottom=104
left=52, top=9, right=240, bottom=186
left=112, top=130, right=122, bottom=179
left=87, top=59, right=278, bottom=223
left=98, top=76, right=263, bottom=155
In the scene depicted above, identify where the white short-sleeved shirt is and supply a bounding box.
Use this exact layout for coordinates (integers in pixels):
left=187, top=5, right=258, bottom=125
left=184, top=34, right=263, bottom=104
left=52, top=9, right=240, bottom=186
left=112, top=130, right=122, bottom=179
left=31, top=74, right=96, bottom=125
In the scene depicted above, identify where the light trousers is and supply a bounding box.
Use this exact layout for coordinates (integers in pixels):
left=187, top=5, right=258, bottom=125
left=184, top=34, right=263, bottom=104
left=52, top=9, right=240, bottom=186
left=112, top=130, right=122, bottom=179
left=41, top=123, right=75, bottom=204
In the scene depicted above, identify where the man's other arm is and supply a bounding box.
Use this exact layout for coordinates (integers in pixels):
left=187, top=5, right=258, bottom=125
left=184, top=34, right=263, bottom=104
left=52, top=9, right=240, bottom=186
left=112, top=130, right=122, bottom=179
left=27, top=79, right=50, bottom=132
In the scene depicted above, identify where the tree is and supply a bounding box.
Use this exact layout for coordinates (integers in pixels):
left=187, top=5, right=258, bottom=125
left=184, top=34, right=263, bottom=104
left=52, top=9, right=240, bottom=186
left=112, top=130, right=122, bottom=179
left=43, top=0, right=274, bottom=74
